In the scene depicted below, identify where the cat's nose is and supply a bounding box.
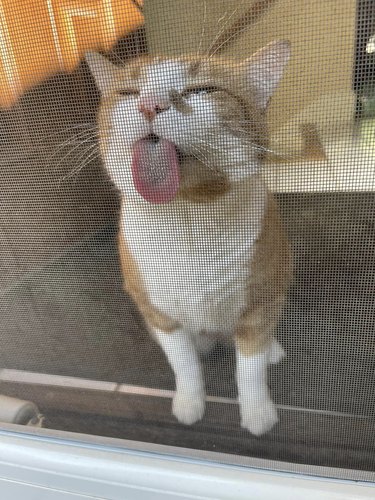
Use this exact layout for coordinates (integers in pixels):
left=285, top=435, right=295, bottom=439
left=138, top=97, right=170, bottom=122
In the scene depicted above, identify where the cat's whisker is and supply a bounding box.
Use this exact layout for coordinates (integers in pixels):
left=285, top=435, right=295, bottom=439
left=60, top=123, right=98, bottom=133
left=198, top=138, right=243, bottom=158
left=51, top=129, right=98, bottom=158
left=205, top=1, right=244, bottom=57
left=197, top=136, right=223, bottom=149
left=189, top=144, right=211, bottom=164
left=236, top=140, right=293, bottom=159
left=189, top=144, right=210, bottom=165
left=232, top=120, right=260, bottom=127
left=217, top=12, right=228, bottom=25
left=76, top=145, right=101, bottom=170
left=57, top=148, right=95, bottom=182
left=55, top=143, right=98, bottom=179
left=74, top=142, right=100, bottom=164
left=52, top=136, right=98, bottom=168
left=208, top=20, right=250, bottom=59
left=218, top=124, right=286, bottom=157
left=5, top=124, right=99, bottom=158
left=59, top=144, right=100, bottom=185
left=74, top=138, right=101, bottom=162
left=196, top=140, right=222, bottom=154
left=231, top=139, right=278, bottom=155
left=39, top=124, right=98, bottom=146
left=52, top=135, right=97, bottom=159
left=108, top=51, right=125, bottom=66
left=193, top=140, right=219, bottom=157
left=230, top=134, right=282, bottom=153
left=234, top=125, right=280, bottom=148
left=208, top=0, right=277, bottom=58
left=47, top=123, right=98, bottom=136
left=198, top=134, right=290, bottom=160
left=205, top=15, right=232, bottom=58
left=197, top=0, right=207, bottom=57
left=197, top=135, right=235, bottom=152
left=189, top=144, right=222, bottom=174
left=199, top=138, right=259, bottom=161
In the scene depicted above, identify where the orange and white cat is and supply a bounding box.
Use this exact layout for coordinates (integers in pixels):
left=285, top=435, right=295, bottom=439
left=86, top=40, right=292, bottom=435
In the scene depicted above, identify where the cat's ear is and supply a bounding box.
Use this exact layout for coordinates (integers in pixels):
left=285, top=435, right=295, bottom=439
left=242, top=40, right=290, bottom=109
left=85, top=52, right=120, bottom=95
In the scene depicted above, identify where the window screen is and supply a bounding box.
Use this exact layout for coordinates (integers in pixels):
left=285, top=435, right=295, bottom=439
left=0, top=0, right=374, bottom=482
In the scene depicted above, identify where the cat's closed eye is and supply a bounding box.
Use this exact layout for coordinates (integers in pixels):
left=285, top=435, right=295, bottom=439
left=181, top=85, right=221, bottom=97
left=117, top=89, right=140, bottom=97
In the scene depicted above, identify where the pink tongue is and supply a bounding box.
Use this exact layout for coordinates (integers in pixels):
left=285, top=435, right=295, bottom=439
left=131, top=138, right=180, bottom=204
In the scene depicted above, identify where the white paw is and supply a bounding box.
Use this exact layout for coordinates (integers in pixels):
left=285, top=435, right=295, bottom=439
left=240, top=399, right=279, bottom=436
left=269, top=339, right=285, bottom=364
left=172, top=391, right=205, bottom=425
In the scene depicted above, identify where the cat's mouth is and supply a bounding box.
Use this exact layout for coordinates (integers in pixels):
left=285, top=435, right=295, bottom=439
left=143, top=133, right=185, bottom=162
left=131, top=134, right=181, bottom=204
left=144, top=133, right=160, bottom=144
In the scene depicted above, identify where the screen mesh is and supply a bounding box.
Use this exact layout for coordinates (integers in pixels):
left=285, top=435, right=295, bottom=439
left=0, top=0, right=374, bottom=480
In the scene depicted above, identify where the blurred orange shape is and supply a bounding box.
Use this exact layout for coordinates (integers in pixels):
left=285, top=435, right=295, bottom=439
left=0, top=0, right=143, bottom=107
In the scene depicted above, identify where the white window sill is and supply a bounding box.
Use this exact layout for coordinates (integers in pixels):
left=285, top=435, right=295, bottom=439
left=0, top=427, right=373, bottom=499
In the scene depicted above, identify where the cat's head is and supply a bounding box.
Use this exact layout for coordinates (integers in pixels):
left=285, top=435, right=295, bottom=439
left=86, top=41, right=290, bottom=204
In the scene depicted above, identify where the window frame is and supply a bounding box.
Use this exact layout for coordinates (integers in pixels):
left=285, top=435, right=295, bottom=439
left=0, top=425, right=373, bottom=499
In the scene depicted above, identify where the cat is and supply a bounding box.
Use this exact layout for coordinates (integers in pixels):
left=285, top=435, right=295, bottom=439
left=86, top=40, right=292, bottom=435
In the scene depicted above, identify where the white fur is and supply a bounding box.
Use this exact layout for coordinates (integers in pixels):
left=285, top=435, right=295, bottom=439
left=153, top=327, right=205, bottom=425
left=236, top=343, right=280, bottom=435
left=121, top=179, right=266, bottom=336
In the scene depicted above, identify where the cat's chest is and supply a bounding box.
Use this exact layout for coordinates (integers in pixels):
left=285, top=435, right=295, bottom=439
left=121, top=183, right=266, bottom=332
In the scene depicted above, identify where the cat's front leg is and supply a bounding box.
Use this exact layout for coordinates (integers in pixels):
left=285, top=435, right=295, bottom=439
left=153, top=327, right=205, bottom=425
left=235, top=338, right=282, bottom=436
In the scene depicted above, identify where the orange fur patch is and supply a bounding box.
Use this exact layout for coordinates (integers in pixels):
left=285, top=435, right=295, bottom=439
left=235, top=193, right=292, bottom=355
left=178, top=176, right=230, bottom=203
